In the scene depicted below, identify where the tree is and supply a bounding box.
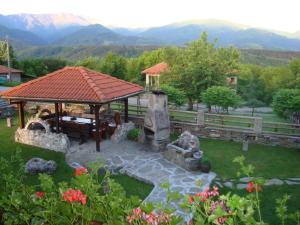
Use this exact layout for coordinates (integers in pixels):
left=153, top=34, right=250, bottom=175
left=202, top=86, right=241, bottom=113
left=18, top=59, right=48, bottom=77
left=0, top=42, right=18, bottom=68
left=160, top=84, right=187, bottom=107
left=75, top=57, right=101, bottom=71
left=100, top=52, right=127, bottom=79
left=167, top=32, right=240, bottom=110
left=272, top=89, right=300, bottom=118
left=288, top=58, right=300, bottom=88
left=246, top=99, right=265, bottom=116
left=41, top=58, right=67, bottom=73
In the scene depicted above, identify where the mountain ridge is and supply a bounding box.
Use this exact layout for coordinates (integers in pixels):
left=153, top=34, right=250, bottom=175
left=0, top=13, right=300, bottom=52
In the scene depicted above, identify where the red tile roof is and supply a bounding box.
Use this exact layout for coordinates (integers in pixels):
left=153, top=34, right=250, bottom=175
left=0, top=65, right=22, bottom=74
left=0, top=67, right=144, bottom=103
left=142, top=62, right=169, bottom=75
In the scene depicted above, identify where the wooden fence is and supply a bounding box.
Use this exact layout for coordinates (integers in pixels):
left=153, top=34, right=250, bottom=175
left=110, top=103, right=300, bottom=136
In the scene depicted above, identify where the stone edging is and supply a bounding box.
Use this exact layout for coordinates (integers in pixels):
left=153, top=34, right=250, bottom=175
left=214, top=177, right=300, bottom=189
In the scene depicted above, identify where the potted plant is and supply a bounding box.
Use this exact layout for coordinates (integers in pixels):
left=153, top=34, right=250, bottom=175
left=200, top=157, right=211, bottom=173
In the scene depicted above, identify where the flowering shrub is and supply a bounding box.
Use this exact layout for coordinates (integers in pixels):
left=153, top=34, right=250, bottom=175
left=75, top=167, right=88, bottom=176
left=183, top=186, right=258, bottom=225
left=0, top=151, right=299, bottom=225
left=183, top=156, right=300, bottom=225
left=127, top=207, right=174, bottom=225
left=63, top=188, right=87, bottom=205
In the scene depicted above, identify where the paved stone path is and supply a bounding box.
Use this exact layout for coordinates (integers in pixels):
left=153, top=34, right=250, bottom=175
left=215, top=176, right=300, bottom=189
left=66, top=140, right=216, bottom=216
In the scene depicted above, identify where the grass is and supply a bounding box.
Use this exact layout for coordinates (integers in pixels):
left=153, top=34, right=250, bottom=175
left=0, top=118, right=153, bottom=199
left=217, top=185, right=300, bottom=225
left=201, top=138, right=300, bottom=179
left=201, top=137, right=300, bottom=225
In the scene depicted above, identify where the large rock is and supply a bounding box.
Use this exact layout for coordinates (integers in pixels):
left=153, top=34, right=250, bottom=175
left=111, top=122, right=135, bottom=143
left=176, top=131, right=200, bottom=151
left=25, top=158, right=57, bottom=174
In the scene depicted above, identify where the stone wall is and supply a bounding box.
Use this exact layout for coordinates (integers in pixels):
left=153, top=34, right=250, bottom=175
left=129, top=116, right=300, bottom=149
left=15, top=118, right=70, bottom=153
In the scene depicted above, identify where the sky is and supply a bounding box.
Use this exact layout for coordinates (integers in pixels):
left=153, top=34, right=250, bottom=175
left=0, top=0, right=299, bottom=33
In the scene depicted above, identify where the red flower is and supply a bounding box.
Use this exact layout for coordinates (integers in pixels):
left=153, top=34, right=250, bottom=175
left=63, top=189, right=87, bottom=205
left=75, top=167, right=88, bottom=176
left=246, top=181, right=262, bottom=192
left=188, top=195, right=194, bottom=204
left=36, top=191, right=45, bottom=199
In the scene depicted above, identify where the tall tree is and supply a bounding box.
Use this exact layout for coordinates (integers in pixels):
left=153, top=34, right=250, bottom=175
left=100, top=52, right=127, bottom=79
left=166, top=33, right=240, bottom=110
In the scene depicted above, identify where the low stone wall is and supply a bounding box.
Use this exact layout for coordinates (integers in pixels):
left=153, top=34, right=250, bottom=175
left=15, top=118, right=70, bottom=153
left=129, top=116, right=300, bottom=149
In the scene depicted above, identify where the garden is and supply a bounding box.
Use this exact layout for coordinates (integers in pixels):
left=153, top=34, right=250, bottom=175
left=0, top=117, right=300, bottom=224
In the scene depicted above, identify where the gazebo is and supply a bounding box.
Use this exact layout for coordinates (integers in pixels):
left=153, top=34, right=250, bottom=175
left=0, top=66, right=144, bottom=151
left=141, top=62, right=168, bottom=91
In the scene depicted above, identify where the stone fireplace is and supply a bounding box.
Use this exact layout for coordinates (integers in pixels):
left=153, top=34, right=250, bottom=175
left=143, top=91, right=170, bottom=151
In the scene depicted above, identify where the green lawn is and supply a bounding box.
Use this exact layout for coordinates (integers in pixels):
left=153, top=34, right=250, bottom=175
left=201, top=138, right=300, bottom=179
left=202, top=138, right=300, bottom=225
left=0, top=118, right=153, bottom=200
left=217, top=185, right=300, bottom=225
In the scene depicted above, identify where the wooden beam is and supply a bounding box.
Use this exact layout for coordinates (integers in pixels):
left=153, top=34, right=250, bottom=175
left=59, top=103, right=63, bottom=116
left=95, top=104, right=100, bottom=152
left=124, top=98, right=128, bottom=123
left=18, top=102, right=25, bottom=128
left=54, top=103, right=59, bottom=133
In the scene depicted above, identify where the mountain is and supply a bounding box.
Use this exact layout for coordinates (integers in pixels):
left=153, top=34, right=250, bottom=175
left=1, top=14, right=300, bottom=52
left=110, top=27, right=148, bottom=36
left=294, top=30, right=300, bottom=39
left=138, top=20, right=300, bottom=51
left=54, top=24, right=161, bottom=46
left=0, top=13, right=99, bottom=42
left=0, top=24, right=45, bottom=49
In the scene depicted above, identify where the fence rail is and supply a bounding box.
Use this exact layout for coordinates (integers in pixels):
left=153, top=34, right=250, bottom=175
left=110, top=103, right=300, bottom=136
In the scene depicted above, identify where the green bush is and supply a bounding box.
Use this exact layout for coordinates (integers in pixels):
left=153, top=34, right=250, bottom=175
left=0, top=81, right=22, bottom=87
left=127, top=128, right=141, bottom=141
left=161, top=84, right=187, bottom=107
left=272, top=89, right=300, bottom=118
left=0, top=152, right=180, bottom=225
left=202, top=86, right=241, bottom=113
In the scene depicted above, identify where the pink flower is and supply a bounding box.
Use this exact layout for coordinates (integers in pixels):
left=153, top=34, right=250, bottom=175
left=36, top=191, right=45, bottom=199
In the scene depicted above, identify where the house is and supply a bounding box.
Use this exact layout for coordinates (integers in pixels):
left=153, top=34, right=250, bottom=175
left=141, top=62, right=169, bottom=91
left=0, top=65, right=23, bottom=82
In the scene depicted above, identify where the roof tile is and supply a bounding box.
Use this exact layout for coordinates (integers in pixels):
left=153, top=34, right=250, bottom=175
left=0, top=67, right=144, bottom=103
left=142, top=62, right=169, bottom=75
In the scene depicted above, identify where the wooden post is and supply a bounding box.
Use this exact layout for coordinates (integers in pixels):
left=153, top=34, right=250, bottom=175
left=18, top=102, right=25, bottom=128
left=59, top=103, right=63, bottom=116
left=124, top=98, right=128, bottom=123
left=197, top=110, right=205, bottom=126
left=55, top=103, right=59, bottom=133
left=254, top=117, right=262, bottom=134
left=95, top=105, right=100, bottom=152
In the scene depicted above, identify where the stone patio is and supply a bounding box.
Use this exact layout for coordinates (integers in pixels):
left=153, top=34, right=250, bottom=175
left=66, top=139, right=216, bottom=217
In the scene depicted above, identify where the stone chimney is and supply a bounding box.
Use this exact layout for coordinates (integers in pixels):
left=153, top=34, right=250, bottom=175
left=144, top=91, right=170, bottom=151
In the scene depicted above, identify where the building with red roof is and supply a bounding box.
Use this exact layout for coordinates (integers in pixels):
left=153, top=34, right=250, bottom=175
left=0, top=65, right=23, bottom=83
left=141, top=62, right=169, bottom=91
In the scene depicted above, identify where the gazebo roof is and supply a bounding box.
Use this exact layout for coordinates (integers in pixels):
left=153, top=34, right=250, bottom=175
left=0, top=66, right=144, bottom=103
left=141, top=62, right=169, bottom=75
